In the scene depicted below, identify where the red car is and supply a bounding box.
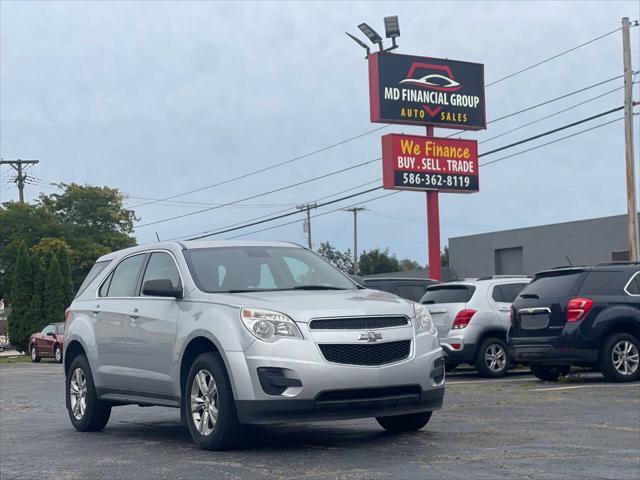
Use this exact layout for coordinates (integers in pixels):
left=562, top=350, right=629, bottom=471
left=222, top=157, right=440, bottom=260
left=29, top=323, right=65, bottom=363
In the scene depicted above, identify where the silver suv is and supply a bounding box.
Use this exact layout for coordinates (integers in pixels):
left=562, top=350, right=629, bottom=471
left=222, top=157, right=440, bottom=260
left=64, top=241, right=445, bottom=450
left=421, top=276, right=530, bottom=378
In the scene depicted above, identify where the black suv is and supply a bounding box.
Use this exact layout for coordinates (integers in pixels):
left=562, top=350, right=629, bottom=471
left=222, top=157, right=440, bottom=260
left=509, top=263, right=640, bottom=382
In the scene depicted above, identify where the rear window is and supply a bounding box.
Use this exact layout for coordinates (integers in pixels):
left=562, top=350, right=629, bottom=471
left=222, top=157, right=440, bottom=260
left=421, top=285, right=475, bottom=304
left=395, top=284, right=429, bottom=302
left=579, top=270, right=623, bottom=295
left=75, top=260, right=111, bottom=298
left=492, top=283, right=529, bottom=303
left=520, top=271, right=582, bottom=298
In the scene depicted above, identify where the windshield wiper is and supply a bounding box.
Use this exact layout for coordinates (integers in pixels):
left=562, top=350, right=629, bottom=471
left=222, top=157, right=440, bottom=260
left=291, top=285, right=348, bottom=291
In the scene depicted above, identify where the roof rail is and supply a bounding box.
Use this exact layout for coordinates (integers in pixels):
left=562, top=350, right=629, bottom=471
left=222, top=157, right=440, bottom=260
left=550, top=265, right=585, bottom=270
left=476, top=275, right=532, bottom=281
left=593, top=261, right=640, bottom=267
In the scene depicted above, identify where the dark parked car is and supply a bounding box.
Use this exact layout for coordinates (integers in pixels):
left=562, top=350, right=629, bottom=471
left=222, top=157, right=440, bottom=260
left=29, top=323, right=65, bottom=363
left=509, top=263, right=640, bottom=382
left=361, top=277, right=438, bottom=302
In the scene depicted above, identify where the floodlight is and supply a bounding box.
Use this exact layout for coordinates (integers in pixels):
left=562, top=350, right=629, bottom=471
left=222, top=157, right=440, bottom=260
left=358, top=23, right=383, bottom=51
left=345, top=32, right=371, bottom=58
left=384, top=16, right=400, bottom=38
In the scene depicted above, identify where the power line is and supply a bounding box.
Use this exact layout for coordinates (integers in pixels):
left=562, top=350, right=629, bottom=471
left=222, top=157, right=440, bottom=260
left=134, top=157, right=381, bottom=228
left=485, top=25, right=625, bottom=87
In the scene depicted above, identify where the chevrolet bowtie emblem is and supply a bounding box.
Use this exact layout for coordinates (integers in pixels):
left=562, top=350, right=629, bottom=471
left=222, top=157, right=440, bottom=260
left=358, top=332, right=382, bottom=342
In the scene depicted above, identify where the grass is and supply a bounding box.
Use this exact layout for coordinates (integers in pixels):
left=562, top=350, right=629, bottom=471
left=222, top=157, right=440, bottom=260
left=0, top=354, right=32, bottom=364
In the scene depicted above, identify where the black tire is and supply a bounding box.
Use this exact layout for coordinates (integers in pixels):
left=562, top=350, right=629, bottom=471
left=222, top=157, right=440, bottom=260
left=475, top=337, right=510, bottom=378
left=598, top=333, right=640, bottom=383
left=529, top=364, right=570, bottom=382
left=445, top=363, right=459, bottom=373
left=376, top=411, right=432, bottom=433
left=184, top=352, right=241, bottom=450
left=54, top=345, right=63, bottom=364
left=30, top=345, right=41, bottom=363
left=66, top=355, right=111, bottom=432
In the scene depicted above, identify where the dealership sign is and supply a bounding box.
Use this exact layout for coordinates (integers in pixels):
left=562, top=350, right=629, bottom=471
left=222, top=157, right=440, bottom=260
left=368, top=52, right=486, bottom=130
left=382, top=134, right=479, bottom=193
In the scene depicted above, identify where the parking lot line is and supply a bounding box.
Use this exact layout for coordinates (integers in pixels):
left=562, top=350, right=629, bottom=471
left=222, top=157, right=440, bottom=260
left=534, top=383, right=640, bottom=392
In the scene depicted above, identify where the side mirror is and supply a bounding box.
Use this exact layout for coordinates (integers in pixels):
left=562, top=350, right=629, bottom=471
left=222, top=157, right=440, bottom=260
left=46, top=331, right=54, bottom=336
left=142, top=279, right=183, bottom=299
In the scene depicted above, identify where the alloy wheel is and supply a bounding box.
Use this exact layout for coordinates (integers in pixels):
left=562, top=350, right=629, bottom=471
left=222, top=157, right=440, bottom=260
left=190, top=369, right=219, bottom=437
left=69, top=367, right=87, bottom=420
left=55, top=347, right=62, bottom=363
left=484, top=343, right=507, bottom=372
left=612, top=340, right=639, bottom=376
left=31, top=347, right=36, bottom=361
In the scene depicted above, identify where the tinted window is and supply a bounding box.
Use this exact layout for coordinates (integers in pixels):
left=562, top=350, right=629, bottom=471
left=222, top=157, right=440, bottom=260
left=102, top=254, right=146, bottom=297
left=42, top=325, right=55, bottom=335
left=395, top=284, right=428, bottom=302
left=421, top=285, right=476, bottom=304
left=579, top=271, right=623, bottom=295
left=520, top=271, right=582, bottom=298
left=185, top=246, right=355, bottom=293
left=56, top=324, right=65, bottom=335
left=492, top=283, right=528, bottom=303
left=626, top=272, right=640, bottom=295
left=141, top=252, right=181, bottom=293
left=76, top=260, right=110, bottom=298
left=363, top=280, right=393, bottom=293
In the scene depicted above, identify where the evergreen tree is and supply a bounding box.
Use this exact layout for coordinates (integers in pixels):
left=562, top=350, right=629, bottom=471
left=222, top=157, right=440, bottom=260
left=57, top=247, right=75, bottom=307
left=8, top=242, right=33, bottom=353
left=44, top=254, right=65, bottom=325
left=27, top=257, right=47, bottom=334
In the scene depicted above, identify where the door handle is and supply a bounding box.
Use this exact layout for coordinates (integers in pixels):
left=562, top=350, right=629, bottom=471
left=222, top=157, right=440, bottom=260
left=129, top=309, right=140, bottom=320
left=499, top=306, right=510, bottom=312
left=91, top=305, right=100, bottom=315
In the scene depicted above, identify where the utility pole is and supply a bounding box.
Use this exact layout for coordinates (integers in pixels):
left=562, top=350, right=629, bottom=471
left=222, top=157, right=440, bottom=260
left=296, top=203, right=317, bottom=249
left=345, top=207, right=366, bottom=275
left=0, top=159, right=40, bottom=203
left=622, top=17, right=639, bottom=261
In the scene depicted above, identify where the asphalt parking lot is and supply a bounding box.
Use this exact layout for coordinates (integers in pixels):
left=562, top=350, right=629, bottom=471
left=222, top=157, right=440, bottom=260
left=1, top=362, right=639, bottom=480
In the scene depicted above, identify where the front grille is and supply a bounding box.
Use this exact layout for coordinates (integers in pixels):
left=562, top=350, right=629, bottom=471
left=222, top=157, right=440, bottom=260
left=319, top=340, right=411, bottom=366
left=309, top=316, right=409, bottom=330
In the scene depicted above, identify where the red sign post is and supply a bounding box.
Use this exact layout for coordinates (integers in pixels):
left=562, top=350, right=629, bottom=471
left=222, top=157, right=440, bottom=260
left=367, top=51, right=486, bottom=280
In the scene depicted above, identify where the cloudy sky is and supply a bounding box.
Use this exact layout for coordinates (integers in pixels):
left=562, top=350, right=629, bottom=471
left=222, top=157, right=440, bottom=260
left=1, top=1, right=639, bottom=265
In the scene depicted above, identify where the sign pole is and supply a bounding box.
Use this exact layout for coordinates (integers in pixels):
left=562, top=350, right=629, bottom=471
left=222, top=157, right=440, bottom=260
left=425, top=125, right=441, bottom=281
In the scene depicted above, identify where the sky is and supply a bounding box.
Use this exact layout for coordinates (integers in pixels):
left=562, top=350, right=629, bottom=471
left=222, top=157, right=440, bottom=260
left=1, top=0, right=639, bottom=266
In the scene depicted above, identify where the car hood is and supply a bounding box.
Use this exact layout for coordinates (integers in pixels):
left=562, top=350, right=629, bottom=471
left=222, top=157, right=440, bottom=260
left=202, top=288, right=415, bottom=322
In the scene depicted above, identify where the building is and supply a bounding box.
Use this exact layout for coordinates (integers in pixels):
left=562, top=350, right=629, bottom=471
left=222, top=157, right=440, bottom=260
left=449, top=214, right=636, bottom=278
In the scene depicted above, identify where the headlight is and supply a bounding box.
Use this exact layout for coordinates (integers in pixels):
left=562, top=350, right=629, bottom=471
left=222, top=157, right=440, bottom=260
left=240, top=308, right=303, bottom=342
left=414, top=303, right=436, bottom=335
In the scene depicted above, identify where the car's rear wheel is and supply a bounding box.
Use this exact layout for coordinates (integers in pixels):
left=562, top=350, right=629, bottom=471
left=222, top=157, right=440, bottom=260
left=529, top=364, right=570, bottom=381
left=185, top=352, right=241, bottom=450
left=376, top=411, right=432, bottom=432
left=599, top=333, right=640, bottom=382
left=54, top=345, right=63, bottom=364
left=66, top=355, right=111, bottom=431
left=475, top=337, right=509, bottom=378
left=30, top=345, right=40, bottom=363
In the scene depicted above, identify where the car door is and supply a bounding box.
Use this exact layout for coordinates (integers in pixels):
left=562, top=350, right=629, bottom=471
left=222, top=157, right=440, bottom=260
left=491, top=282, right=529, bottom=328
left=124, top=251, right=181, bottom=398
left=93, top=253, right=148, bottom=392
left=37, top=325, right=55, bottom=356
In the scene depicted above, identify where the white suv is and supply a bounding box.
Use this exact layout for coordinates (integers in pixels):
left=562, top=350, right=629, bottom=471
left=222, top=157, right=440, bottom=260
left=421, top=276, right=530, bottom=377
left=64, top=241, right=445, bottom=450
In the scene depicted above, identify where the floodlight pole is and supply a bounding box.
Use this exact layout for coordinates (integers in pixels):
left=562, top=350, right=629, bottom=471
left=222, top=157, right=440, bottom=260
left=425, top=125, right=442, bottom=281
left=622, top=17, right=639, bottom=261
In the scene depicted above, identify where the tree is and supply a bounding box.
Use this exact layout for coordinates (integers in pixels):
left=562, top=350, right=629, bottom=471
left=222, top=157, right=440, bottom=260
left=399, top=259, right=422, bottom=271
left=57, top=247, right=75, bottom=307
left=27, top=256, right=47, bottom=335
left=7, top=242, right=33, bottom=353
left=358, top=248, right=400, bottom=275
left=441, top=246, right=450, bottom=267
left=44, top=254, right=65, bottom=325
left=317, top=242, right=354, bottom=274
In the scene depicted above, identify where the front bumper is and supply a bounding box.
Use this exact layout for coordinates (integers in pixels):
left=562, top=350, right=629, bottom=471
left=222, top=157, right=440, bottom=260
left=236, top=385, right=444, bottom=424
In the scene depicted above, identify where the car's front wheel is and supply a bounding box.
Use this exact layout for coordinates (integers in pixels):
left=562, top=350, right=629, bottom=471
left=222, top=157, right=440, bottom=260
left=54, top=345, right=63, bottom=364
left=599, top=333, right=640, bottom=382
left=66, top=355, right=111, bottom=431
left=529, top=364, right=570, bottom=381
left=30, top=345, right=40, bottom=363
left=185, top=352, right=241, bottom=450
left=376, top=411, right=432, bottom=432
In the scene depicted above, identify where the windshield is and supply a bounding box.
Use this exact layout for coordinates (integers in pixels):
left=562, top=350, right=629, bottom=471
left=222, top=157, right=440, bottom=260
left=184, top=246, right=356, bottom=293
